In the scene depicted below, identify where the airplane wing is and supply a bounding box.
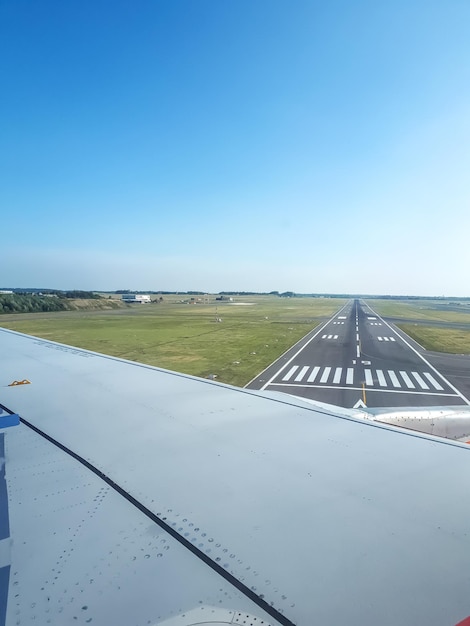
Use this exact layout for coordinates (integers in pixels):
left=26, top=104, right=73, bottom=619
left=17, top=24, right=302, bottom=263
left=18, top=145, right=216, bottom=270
left=1, top=327, right=470, bottom=626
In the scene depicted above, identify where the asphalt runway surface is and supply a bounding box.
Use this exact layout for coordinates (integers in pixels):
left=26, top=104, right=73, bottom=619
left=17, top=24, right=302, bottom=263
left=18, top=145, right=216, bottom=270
left=246, top=300, right=470, bottom=409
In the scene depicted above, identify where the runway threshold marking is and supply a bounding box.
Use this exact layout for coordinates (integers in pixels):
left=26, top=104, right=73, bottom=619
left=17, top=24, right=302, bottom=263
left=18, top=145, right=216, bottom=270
left=282, top=366, right=299, bottom=381
left=307, top=366, right=320, bottom=383
left=333, top=367, right=342, bottom=384
left=376, top=369, right=387, bottom=387
left=270, top=365, right=455, bottom=393
left=423, top=372, right=444, bottom=391
left=399, top=371, right=414, bottom=388
left=361, top=300, right=470, bottom=405
left=271, top=382, right=459, bottom=397
left=412, top=371, right=429, bottom=389
left=388, top=370, right=401, bottom=388
left=258, top=301, right=352, bottom=391
left=294, top=366, right=309, bottom=382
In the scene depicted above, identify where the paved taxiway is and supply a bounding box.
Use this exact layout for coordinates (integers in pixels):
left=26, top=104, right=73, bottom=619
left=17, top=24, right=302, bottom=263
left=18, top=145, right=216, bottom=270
left=247, top=300, right=470, bottom=409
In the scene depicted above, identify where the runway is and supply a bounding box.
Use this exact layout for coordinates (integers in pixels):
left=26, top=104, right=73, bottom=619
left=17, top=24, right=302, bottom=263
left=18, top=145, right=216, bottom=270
left=246, top=300, right=470, bottom=409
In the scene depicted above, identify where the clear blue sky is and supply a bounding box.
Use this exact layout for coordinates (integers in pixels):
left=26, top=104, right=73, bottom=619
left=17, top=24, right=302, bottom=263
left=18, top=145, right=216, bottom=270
left=1, top=0, right=469, bottom=295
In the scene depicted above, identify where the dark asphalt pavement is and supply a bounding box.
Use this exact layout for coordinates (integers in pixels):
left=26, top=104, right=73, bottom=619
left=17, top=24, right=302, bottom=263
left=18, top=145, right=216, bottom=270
left=246, top=300, right=470, bottom=409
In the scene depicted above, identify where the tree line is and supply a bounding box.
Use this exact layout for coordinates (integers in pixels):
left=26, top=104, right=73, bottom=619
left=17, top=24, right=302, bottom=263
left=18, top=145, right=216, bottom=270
left=0, top=294, right=68, bottom=314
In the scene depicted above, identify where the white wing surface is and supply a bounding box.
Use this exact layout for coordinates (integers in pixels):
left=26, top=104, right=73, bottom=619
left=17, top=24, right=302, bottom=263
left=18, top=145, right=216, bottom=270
left=0, top=327, right=470, bottom=626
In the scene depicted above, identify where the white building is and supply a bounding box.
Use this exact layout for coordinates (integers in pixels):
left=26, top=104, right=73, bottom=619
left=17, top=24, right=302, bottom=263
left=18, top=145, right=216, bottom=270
left=121, top=294, right=151, bottom=303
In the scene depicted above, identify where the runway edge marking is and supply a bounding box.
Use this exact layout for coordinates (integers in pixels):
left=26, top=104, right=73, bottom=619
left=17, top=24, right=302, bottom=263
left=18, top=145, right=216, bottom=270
left=361, top=300, right=470, bottom=405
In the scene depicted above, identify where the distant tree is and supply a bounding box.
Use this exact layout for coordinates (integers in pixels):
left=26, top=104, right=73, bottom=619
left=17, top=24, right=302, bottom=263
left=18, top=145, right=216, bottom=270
left=62, top=290, right=101, bottom=299
left=0, top=294, right=67, bottom=314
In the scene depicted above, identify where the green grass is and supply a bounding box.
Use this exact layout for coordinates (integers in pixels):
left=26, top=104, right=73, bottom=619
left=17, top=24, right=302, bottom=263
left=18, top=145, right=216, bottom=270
left=398, top=324, right=470, bottom=354
left=0, top=296, right=346, bottom=386
left=367, top=299, right=470, bottom=323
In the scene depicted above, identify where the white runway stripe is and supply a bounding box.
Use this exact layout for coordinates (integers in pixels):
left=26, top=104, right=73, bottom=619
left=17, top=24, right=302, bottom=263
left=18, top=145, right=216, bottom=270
left=322, top=334, right=327, bottom=339
left=307, top=366, right=320, bottom=382
left=333, top=367, right=342, bottom=384
left=376, top=369, right=387, bottom=386
left=378, top=337, right=383, bottom=341
left=294, top=366, right=309, bottom=382
left=333, top=335, right=338, bottom=339
left=277, top=365, right=448, bottom=393
left=282, top=365, right=299, bottom=382
left=411, top=371, right=429, bottom=389
left=423, top=372, right=444, bottom=391
left=388, top=370, right=401, bottom=388
left=320, top=367, right=331, bottom=383
left=390, top=337, right=396, bottom=341
left=400, top=371, right=415, bottom=389
left=384, top=337, right=389, bottom=341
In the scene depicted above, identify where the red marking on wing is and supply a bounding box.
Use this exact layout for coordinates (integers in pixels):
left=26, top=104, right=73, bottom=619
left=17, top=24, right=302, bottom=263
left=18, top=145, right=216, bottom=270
left=455, top=617, right=470, bottom=625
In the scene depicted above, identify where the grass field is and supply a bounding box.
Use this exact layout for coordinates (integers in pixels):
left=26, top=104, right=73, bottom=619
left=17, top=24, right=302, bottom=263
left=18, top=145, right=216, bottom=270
left=368, top=299, right=470, bottom=354
left=397, top=324, right=470, bottom=354
left=0, top=296, right=346, bottom=387
left=367, top=299, right=470, bottom=323
left=3, top=297, right=469, bottom=383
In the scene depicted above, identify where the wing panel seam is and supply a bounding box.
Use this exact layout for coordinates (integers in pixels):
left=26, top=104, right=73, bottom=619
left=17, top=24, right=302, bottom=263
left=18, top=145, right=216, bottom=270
left=18, top=417, right=294, bottom=626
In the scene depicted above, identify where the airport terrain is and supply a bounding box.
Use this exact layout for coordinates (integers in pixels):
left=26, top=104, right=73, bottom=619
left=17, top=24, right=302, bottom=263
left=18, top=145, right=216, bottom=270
left=1, top=296, right=470, bottom=397
left=247, top=299, right=470, bottom=409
